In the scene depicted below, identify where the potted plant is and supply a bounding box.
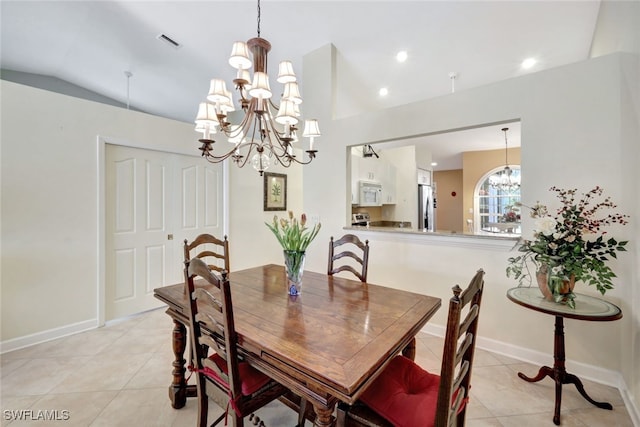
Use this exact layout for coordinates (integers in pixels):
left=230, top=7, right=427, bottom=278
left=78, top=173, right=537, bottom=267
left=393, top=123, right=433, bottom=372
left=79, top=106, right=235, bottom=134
left=506, top=186, right=628, bottom=308
left=266, top=211, right=321, bottom=296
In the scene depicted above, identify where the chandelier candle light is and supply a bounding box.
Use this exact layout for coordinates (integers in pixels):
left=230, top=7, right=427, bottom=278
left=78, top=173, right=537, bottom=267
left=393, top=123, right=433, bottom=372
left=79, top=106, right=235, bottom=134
left=194, top=0, right=320, bottom=176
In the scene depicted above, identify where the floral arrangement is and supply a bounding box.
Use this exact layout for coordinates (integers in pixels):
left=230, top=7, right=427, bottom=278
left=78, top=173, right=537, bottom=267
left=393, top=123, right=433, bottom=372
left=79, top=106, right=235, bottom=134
left=502, top=209, right=520, bottom=223
left=265, top=211, right=321, bottom=252
left=266, top=211, right=321, bottom=296
left=506, top=186, right=628, bottom=306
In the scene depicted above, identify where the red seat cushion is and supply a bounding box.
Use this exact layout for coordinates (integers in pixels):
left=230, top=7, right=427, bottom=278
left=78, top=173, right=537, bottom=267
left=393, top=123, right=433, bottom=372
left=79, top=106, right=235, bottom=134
left=359, top=355, right=440, bottom=427
left=202, top=353, right=272, bottom=396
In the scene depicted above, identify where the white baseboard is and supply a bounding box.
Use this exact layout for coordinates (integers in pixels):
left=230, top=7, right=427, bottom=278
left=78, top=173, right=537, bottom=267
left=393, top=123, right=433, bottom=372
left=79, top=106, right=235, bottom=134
left=421, top=324, right=640, bottom=425
left=0, top=319, right=98, bottom=354
left=1, top=318, right=638, bottom=425
left=621, top=387, right=640, bottom=427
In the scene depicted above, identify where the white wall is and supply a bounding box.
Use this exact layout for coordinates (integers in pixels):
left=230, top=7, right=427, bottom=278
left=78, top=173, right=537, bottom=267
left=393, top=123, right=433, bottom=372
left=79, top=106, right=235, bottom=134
left=0, top=81, right=197, bottom=343
left=298, top=46, right=639, bottom=418
left=228, top=160, right=305, bottom=272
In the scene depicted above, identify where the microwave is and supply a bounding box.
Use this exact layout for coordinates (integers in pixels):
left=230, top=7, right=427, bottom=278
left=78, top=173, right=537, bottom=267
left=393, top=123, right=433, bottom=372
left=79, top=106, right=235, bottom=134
left=359, top=181, right=383, bottom=206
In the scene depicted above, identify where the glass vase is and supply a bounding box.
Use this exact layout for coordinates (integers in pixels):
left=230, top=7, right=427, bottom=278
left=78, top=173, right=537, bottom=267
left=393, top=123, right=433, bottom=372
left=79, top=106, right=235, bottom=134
left=283, top=250, right=306, bottom=296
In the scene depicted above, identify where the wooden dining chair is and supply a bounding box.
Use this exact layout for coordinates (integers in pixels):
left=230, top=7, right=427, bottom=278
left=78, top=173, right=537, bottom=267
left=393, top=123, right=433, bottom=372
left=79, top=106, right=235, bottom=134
left=184, top=257, right=288, bottom=427
left=184, top=233, right=230, bottom=273
left=327, top=234, right=417, bottom=360
left=337, top=269, right=485, bottom=427
left=328, top=234, right=370, bottom=282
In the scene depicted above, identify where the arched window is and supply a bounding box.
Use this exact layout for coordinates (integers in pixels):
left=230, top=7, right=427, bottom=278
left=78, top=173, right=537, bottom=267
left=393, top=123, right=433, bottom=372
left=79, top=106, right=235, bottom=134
left=474, top=166, right=521, bottom=235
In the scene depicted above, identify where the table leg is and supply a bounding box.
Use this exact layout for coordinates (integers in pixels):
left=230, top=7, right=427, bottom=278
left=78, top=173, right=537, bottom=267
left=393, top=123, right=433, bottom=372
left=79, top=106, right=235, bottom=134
left=517, top=316, right=612, bottom=425
left=401, top=337, right=417, bottom=361
left=312, top=402, right=336, bottom=427
left=169, top=317, right=188, bottom=409
left=564, top=372, right=613, bottom=410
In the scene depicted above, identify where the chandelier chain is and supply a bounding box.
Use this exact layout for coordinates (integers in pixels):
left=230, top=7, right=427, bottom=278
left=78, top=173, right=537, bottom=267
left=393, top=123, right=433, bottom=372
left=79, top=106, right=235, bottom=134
left=256, top=0, right=261, bottom=37
left=503, top=127, right=509, bottom=166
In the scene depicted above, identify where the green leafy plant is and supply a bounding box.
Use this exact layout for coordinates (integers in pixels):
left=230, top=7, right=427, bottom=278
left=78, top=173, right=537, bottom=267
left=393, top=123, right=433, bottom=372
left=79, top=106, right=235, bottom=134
left=265, top=211, right=321, bottom=252
left=270, top=182, right=282, bottom=202
left=506, top=186, right=628, bottom=306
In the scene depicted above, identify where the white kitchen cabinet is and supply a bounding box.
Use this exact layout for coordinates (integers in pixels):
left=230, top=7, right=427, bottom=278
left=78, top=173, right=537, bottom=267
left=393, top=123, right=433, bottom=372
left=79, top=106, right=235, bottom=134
left=351, top=155, right=360, bottom=204
left=359, top=156, right=380, bottom=182
left=417, top=168, right=432, bottom=185
left=381, top=162, right=397, bottom=204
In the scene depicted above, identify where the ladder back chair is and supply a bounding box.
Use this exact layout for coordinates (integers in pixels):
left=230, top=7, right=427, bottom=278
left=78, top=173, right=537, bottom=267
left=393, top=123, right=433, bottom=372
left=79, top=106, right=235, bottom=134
left=327, top=234, right=416, bottom=360
left=328, top=234, right=370, bottom=282
left=184, top=233, right=230, bottom=273
left=294, top=233, right=372, bottom=426
left=185, top=257, right=288, bottom=427
left=337, top=269, right=485, bottom=427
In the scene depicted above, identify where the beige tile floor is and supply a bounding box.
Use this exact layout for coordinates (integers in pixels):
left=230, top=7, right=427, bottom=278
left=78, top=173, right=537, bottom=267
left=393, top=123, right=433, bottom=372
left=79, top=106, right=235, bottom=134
left=1, top=307, right=634, bottom=427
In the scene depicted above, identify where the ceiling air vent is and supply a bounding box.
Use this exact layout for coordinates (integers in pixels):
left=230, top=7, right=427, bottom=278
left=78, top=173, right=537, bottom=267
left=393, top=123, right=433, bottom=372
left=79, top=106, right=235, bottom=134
left=156, top=33, right=181, bottom=49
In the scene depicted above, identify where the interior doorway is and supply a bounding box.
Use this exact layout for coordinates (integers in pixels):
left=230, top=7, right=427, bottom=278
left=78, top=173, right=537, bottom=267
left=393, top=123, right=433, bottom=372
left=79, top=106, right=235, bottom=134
left=104, top=143, right=224, bottom=321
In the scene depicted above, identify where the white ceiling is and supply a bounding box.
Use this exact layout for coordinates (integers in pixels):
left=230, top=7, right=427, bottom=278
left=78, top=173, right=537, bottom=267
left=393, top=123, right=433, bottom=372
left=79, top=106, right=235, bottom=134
left=0, top=1, right=601, bottom=169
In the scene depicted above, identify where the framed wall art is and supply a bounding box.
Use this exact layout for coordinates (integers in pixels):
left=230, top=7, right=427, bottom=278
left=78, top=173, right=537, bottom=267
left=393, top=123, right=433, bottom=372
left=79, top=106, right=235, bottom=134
left=263, top=172, right=287, bottom=211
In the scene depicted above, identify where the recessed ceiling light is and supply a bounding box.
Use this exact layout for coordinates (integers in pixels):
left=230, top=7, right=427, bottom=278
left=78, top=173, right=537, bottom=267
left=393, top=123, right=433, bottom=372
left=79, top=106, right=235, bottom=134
left=431, top=162, right=438, bottom=167
left=521, top=58, right=536, bottom=69
left=379, top=87, right=389, bottom=97
left=396, top=50, right=408, bottom=63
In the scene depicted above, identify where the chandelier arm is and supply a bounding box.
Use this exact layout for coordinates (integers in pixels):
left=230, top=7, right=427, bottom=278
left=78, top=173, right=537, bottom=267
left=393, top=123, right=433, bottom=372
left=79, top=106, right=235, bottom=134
left=268, top=97, right=280, bottom=111
left=261, top=120, right=288, bottom=156
left=258, top=117, right=301, bottom=166
left=200, top=137, right=260, bottom=162
left=221, top=98, right=256, bottom=139
left=202, top=150, right=243, bottom=162
left=284, top=152, right=316, bottom=166
left=234, top=140, right=260, bottom=169
left=262, top=123, right=315, bottom=166
left=263, top=101, right=285, bottom=140
left=261, top=104, right=297, bottom=154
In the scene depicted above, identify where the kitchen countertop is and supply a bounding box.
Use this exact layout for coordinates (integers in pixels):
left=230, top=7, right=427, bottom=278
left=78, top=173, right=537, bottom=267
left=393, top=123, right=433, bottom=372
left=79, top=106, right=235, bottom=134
left=346, top=224, right=520, bottom=241
left=367, top=220, right=412, bottom=228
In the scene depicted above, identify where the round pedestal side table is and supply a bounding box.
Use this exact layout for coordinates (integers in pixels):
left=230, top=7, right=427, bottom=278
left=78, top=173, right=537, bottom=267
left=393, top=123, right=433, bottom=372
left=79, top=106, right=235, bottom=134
left=506, top=287, right=622, bottom=425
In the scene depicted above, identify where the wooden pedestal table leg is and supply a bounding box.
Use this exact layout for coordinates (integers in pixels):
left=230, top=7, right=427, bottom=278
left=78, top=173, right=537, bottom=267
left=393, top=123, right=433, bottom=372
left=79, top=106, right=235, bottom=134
left=563, top=373, right=613, bottom=410
left=312, top=402, right=336, bottom=427
left=168, top=316, right=198, bottom=408
left=517, top=316, right=612, bottom=425
left=517, top=316, right=566, bottom=425
left=169, top=317, right=188, bottom=409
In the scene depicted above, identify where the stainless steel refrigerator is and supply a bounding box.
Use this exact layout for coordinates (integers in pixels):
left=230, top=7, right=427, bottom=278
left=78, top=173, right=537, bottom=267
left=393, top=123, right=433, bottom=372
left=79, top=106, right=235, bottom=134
left=418, top=184, right=435, bottom=232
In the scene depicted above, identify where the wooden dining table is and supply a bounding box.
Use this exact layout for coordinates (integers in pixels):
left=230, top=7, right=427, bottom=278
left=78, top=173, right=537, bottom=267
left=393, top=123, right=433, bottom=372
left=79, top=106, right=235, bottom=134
left=154, top=264, right=441, bottom=427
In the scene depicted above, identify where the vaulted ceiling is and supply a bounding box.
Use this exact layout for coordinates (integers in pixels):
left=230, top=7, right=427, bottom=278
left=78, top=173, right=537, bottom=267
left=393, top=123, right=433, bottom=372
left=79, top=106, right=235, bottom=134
left=1, top=1, right=604, bottom=168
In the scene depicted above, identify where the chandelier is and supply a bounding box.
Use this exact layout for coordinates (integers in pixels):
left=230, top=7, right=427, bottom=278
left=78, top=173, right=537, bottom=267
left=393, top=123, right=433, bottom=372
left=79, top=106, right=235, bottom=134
left=489, top=127, right=521, bottom=192
left=194, top=0, right=320, bottom=176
